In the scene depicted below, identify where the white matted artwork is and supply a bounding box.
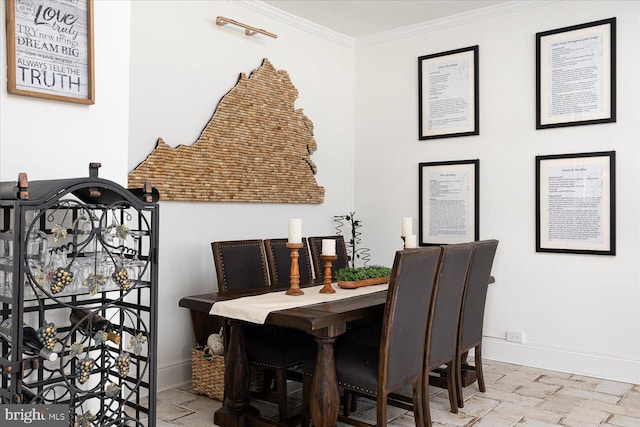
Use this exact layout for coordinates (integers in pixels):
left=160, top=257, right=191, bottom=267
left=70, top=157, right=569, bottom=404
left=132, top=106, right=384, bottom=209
left=419, top=159, right=479, bottom=245
left=418, top=46, right=479, bottom=140
left=536, top=18, right=616, bottom=129
left=536, top=151, right=615, bottom=255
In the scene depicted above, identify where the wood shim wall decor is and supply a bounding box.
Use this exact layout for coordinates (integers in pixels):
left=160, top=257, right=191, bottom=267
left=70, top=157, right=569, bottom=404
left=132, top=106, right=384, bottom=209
left=128, top=59, right=325, bottom=203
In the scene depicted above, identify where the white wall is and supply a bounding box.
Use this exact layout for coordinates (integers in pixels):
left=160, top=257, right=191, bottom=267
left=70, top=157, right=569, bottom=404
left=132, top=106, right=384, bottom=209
left=355, top=0, right=640, bottom=383
left=0, top=0, right=130, bottom=184
left=128, top=1, right=355, bottom=389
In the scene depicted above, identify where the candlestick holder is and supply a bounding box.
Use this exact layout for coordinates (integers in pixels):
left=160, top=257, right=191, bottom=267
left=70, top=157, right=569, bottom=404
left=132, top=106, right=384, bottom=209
left=320, top=255, right=337, bottom=294
left=286, top=242, right=304, bottom=296
left=401, top=235, right=406, bottom=249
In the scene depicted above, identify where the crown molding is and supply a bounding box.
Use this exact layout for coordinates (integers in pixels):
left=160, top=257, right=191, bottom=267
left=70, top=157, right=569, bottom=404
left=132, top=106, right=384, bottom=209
left=230, top=0, right=355, bottom=48
left=355, top=0, right=560, bottom=48
left=231, top=0, right=559, bottom=50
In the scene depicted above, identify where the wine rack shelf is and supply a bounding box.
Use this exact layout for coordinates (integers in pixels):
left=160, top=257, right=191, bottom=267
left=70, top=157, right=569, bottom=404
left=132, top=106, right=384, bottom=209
left=0, top=164, right=159, bottom=427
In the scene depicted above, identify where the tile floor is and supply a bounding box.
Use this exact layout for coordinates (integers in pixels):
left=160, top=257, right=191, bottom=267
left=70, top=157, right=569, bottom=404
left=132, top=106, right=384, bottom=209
left=154, top=359, right=640, bottom=426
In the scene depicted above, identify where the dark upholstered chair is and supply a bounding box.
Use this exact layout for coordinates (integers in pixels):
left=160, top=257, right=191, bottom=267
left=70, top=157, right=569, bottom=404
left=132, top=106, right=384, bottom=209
left=308, top=235, right=350, bottom=280
left=211, top=239, right=314, bottom=422
left=264, top=238, right=315, bottom=290
left=211, top=240, right=269, bottom=294
left=455, top=239, right=499, bottom=407
left=301, top=247, right=443, bottom=427
left=422, top=243, right=473, bottom=424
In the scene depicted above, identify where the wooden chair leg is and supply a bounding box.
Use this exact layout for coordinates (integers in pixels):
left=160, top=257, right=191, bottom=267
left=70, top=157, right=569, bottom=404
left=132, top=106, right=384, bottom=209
left=275, top=368, right=288, bottom=422
left=455, top=350, right=465, bottom=408
left=343, top=389, right=352, bottom=416
left=376, top=391, right=388, bottom=427
left=446, top=362, right=458, bottom=414
left=301, top=375, right=312, bottom=427
left=351, top=391, right=358, bottom=412
left=261, top=368, right=273, bottom=393
left=412, top=377, right=425, bottom=427
left=475, top=344, right=486, bottom=392
left=422, top=370, right=432, bottom=427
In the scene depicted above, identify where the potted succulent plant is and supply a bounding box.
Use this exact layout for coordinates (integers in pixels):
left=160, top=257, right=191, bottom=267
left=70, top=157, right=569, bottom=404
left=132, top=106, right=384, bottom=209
left=335, top=265, right=392, bottom=289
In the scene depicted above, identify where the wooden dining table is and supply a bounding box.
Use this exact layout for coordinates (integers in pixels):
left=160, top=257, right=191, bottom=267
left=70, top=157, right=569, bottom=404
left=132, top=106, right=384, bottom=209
left=179, top=287, right=388, bottom=427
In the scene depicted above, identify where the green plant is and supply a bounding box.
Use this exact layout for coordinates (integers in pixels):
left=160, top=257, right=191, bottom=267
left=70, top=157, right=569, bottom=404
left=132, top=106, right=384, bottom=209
left=335, top=265, right=391, bottom=282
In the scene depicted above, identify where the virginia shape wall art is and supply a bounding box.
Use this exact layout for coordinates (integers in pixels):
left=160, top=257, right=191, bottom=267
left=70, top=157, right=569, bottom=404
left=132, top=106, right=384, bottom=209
left=128, top=59, right=325, bottom=203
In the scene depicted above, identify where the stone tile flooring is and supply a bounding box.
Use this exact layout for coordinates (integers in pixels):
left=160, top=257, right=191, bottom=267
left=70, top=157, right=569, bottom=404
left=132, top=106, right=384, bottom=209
left=155, top=359, right=640, bottom=426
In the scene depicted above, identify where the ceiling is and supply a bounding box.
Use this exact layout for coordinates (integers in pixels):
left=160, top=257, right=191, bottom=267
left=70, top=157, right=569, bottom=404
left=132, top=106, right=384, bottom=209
left=260, top=0, right=510, bottom=38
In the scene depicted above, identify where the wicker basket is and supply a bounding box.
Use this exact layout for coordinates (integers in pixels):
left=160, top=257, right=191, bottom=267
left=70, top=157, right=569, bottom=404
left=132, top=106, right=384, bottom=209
left=191, top=346, right=266, bottom=401
left=192, top=347, right=225, bottom=400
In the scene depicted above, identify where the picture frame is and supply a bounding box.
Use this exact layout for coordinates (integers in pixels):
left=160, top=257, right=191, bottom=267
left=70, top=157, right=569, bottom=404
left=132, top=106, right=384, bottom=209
left=536, top=18, right=616, bottom=129
left=419, top=159, right=479, bottom=245
left=418, top=45, right=479, bottom=140
left=5, top=0, right=95, bottom=104
left=536, top=151, right=616, bottom=255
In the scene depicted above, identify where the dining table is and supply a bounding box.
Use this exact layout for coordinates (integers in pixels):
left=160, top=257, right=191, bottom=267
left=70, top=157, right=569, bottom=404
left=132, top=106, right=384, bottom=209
left=179, top=283, right=389, bottom=427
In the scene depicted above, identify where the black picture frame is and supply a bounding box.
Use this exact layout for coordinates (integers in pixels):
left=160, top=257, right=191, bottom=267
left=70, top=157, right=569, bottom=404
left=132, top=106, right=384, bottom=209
left=536, top=151, right=616, bottom=255
left=419, top=159, right=479, bottom=245
left=536, top=18, right=616, bottom=129
left=418, top=45, right=479, bottom=140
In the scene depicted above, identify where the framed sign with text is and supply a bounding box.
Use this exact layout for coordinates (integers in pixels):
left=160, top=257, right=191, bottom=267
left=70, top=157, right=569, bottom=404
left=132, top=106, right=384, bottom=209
left=419, top=159, right=479, bottom=245
left=5, top=0, right=95, bottom=104
left=536, top=18, right=616, bottom=129
left=536, top=151, right=616, bottom=255
left=418, top=45, right=479, bottom=140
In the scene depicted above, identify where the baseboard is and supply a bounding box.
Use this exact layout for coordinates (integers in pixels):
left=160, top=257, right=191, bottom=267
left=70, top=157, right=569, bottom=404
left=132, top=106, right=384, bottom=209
left=156, top=340, right=639, bottom=393
left=482, top=337, right=640, bottom=384
left=157, top=359, right=192, bottom=392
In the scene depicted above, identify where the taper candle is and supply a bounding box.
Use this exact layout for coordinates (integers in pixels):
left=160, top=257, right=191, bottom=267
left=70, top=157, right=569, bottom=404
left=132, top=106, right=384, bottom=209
left=288, top=218, right=302, bottom=244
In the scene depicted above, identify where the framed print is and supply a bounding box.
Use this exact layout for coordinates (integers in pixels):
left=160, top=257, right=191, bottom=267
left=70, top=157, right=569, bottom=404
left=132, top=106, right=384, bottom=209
left=418, top=45, right=479, bottom=140
left=419, top=159, right=479, bottom=245
left=536, top=151, right=615, bottom=255
left=5, top=0, right=95, bottom=104
left=536, top=18, right=616, bottom=129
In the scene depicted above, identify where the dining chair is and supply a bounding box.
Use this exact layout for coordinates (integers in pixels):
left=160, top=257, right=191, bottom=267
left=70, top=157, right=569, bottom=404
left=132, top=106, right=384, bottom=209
left=382, top=243, right=472, bottom=424
left=211, top=239, right=270, bottom=294
left=211, top=239, right=314, bottom=422
left=301, top=246, right=443, bottom=427
left=264, top=238, right=315, bottom=290
left=308, top=235, right=350, bottom=280
left=455, top=239, right=499, bottom=407
left=422, top=243, right=474, bottom=424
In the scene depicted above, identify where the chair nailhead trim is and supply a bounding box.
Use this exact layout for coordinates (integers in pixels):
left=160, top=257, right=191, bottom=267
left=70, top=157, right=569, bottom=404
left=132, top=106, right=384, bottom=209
left=338, top=381, right=376, bottom=396
left=250, top=359, right=304, bottom=370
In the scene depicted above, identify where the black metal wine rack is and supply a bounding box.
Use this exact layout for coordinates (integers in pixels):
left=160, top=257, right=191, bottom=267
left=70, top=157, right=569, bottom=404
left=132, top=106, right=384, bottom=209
left=0, top=164, right=159, bottom=427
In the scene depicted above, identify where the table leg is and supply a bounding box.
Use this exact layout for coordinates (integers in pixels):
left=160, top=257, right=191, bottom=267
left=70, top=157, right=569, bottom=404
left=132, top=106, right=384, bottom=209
left=214, top=319, right=257, bottom=426
left=310, top=325, right=345, bottom=427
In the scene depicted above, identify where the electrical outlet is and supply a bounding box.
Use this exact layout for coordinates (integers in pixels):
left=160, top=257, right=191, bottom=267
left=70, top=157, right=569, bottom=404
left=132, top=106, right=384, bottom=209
left=506, top=330, right=524, bottom=343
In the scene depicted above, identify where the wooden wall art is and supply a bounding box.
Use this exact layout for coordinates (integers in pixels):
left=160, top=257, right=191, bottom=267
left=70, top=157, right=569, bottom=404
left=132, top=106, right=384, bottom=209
left=128, top=59, right=325, bottom=203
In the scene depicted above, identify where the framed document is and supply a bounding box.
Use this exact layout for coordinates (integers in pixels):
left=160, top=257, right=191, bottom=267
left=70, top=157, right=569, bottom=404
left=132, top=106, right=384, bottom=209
left=418, top=45, right=479, bottom=140
left=5, top=0, right=95, bottom=104
left=536, top=151, right=616, bottom=255
left=536, top=18, right=616, bottom=129
left=419, top=159, right=479, bottom=245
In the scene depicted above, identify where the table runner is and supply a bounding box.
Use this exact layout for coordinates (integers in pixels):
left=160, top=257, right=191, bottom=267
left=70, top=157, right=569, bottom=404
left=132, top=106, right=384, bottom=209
left=209, top=283, right=388, bottom=324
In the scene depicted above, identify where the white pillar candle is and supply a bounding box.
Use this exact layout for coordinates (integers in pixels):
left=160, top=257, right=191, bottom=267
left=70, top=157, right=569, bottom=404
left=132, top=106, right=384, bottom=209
left=401, top=217, right=413, bottom=237
left=404, top=234, right=417, bottom=249
left=288, top=218, right=302, bottom=244
left=322, top=239, right=336, bottom=256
